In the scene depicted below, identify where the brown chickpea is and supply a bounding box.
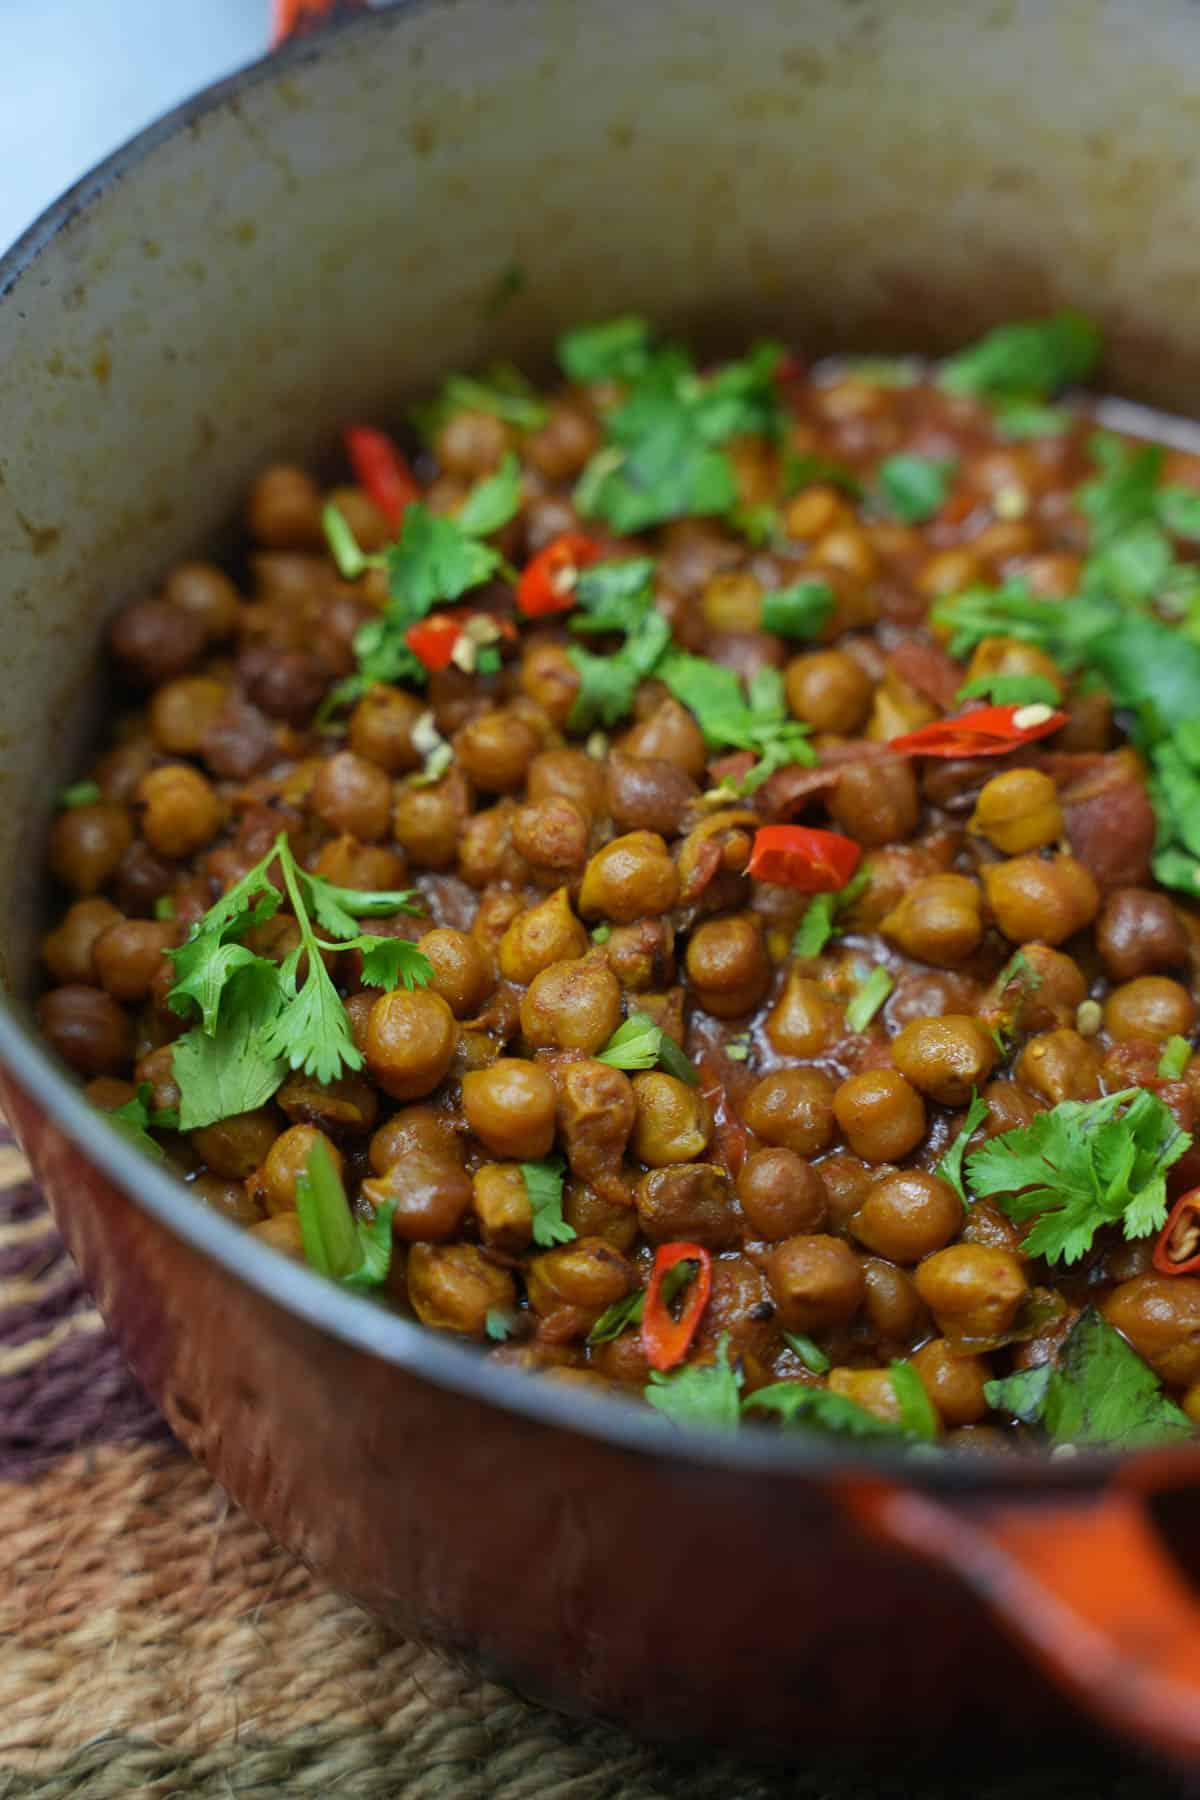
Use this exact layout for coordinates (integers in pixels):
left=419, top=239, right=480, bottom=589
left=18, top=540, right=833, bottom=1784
left=982, top=854, right=1099, bottom=947
left=453, top=709, right=541, bottom=795
left=311, top=837, right=408, bottom=893
left=519, top=640, right=580, bottom=727
left=133, top=1044, right=182, bottom=1115
left=391, top=768, right=471, bottom=869
left=471, top=1162, right=534, bottom=1252
left=881, top=873, right=983, bottom=966
left=685, top=914, right=770, bottom=1019
left=603, top=919, right=676, bottom=992
left=963, top=636, right=1065, bottom=698
left=1015, top=1029, right=1102, bottom=1104
left=38, top=984, right=132, bottom=1075
left=250, top=1213, right=307, bottom=1260
left=408, top=1243, right=516, bottom=1337
left=149, top=676, right=228, bottom=755
left=766, top=1234, right=865, bottom=1332
left=435, top=407, right=511, bottom=478
left=110, top=598, right=207, bottom=686
left=526, top=747, right=607, bottom=821
left=42, top=897, right=124, bottom=984
left=827, top=1367, right=907, bottom=1429
left=914, top=1244, right=1028, bottom=1341
left=783, top=483, right=852, bottom=540
left=457, top=800, right=528, bottom=889
left=850, top=1170, right=962, bottom=1264
left=890, top=1015, right=996, bottom=1106
left=827, top=759, right=920, bottom=847
left=862, top=1258, right=926, bottom=1344
left=49, top=803, right=134, bottom=896
left=1010, top=943, right=1087, bottom=1033
left=563, top=1180, right=639, bottom=1253
left=191, top=1108, right=279, bottom=1180
left=968, top=768, right=1063, bottom=855
left=1103, top=1274, right=1200, bottom=1385
left=462, top=1058, right=557, bottom=1159
left=361, top=1149, right=473, bottom=1242
left=93, top=918, right=175, bottom=1003
left=347, top=684, right=424, bottom=773
left=275, top=1070, right=379, bottom=1136
left=629, top=1072, right=713, bottom=1166
left=164, top=562, right=240, bottom=640
left=325, top=486, right=390, bottom=551
left=784, top=649, right=874, bottom=735
left=1096, top=887, right=1190, bottom=981
left=310, top=750, right=392, bottom=842
left=519, top=951, right=623, bottom=1053
left=525, top=400, right=601, bottom=482
left=246, top=464, right=324, bottom=548
left=511, top=796, right=590, bottom=874
left=736, top=1147, right=828, bottom=1240
left=365, top=988, right=457, bottom=1101
left=1103, top=977, right=1196, bottom=1044
left=742, top=1069, right=837, bottom=1157
left=833, top=1069, right=925, bottom=1164
left=636, top=1163, right=739, bottom=1249
left=911, top=1340, right=990, bottom=1426
left=617, top=697, right=708, bottom=781
left=192, top=1172, right=263, bottom=1226
left=579, top=832, right=679, bottom=923
left=417, top=927, right=493, bottom=1018
left=918, top=546, right=983, bottom=599
left=605, top=753, right=698, bottom=839
left=765, top=971, right=842, bottom=1058
left=960, top=1197, right=1024, bottom=1258
left=702, top=570, right=763, bottom=633
left=368, top=1104, right=460, bottom=1174
left=811, top=1151, right=875, bottom=1231
left=498, top=888, right=588, bottom=986
left=525, top=1236, right=635, bottom=1324
left=137, top=765, right=222, bottom=858
left=252, top=1124, right=343, bottom=1217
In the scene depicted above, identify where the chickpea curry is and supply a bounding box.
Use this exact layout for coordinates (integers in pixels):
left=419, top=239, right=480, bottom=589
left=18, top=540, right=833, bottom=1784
left=37, top=311, right=1200, bottom=1450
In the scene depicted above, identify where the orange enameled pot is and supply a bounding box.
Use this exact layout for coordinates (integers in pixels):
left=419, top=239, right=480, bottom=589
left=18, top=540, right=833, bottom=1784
left=5, top=0, right=1200, bottom=1762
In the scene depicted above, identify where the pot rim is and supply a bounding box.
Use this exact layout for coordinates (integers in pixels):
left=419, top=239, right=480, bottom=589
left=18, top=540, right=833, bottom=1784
left=0, top=0, right=1171, bottom=1492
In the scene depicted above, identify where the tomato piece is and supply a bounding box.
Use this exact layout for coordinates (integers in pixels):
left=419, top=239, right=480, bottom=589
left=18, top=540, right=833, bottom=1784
left=642, top=1242, right=713, bottom=1373
left=889, top=702, right=1068, bottom=758
left=1154, top=1188, right=1200, bottom=1275
left=747, top=825, right=862, bottom=892
left=343, top=425, right=419, bottom=531
left=516, top=531, right=604, bottom=616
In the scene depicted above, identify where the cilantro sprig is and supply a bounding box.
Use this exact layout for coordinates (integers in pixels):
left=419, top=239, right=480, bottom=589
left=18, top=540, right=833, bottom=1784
left=595, top=1013, right=699, bottom=1085
left=656, top=654, right=815, bottom=792
left=103, top=1083, right=180, bottom=1158
left=964, top=1088, right=1191, bottom=1264
left=167, top=832, right=430, bottom=1130
left=936, top=1089, right=990, bottom=1206
left=875, top=454, right=956, bottom=524
left=521, top=1155, right=574, bottom=1247
left=939, top=311, right=1101, bottom=400
left=984, top=1307, right=1191, bottom=1449
left=791, top=863, right=871, bottom=958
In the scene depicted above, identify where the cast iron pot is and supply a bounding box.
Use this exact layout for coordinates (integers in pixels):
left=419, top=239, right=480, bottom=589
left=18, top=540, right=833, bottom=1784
left=4, top=0, right=1200, bottom=1764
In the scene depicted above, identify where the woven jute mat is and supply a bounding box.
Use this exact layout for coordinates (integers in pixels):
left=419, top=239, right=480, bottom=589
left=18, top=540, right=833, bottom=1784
left=0, top=1129, right=1177, bottom=1798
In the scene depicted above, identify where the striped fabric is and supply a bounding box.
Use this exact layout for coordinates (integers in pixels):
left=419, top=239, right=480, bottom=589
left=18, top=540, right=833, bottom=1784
left=0, top=1128, right=1155, bottom=1795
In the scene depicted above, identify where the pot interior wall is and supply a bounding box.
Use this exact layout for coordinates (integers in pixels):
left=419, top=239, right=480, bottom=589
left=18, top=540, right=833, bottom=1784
left=0, top=0, right=1195, bottom=997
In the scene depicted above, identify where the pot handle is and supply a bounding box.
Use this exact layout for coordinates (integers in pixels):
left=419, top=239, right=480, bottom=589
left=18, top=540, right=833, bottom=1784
left=848, top=1477, right=1200, bottom=1763
left=271, top=0, right=371, bottom=48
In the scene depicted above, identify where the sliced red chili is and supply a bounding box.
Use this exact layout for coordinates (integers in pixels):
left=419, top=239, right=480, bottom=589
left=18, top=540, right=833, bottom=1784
left=642, top=1242, right=713, bottom=1372
left=747, top=825, right=861, bottom=892
left=404, top=610, right=515, bottom=673
left=343, top=425, right=419, bottom=531
left=516, top=531, right=604, bottom=616
left=1154, top=1188, right=1200, bottom=1275
left=889, top=701, right=1068, bottom=758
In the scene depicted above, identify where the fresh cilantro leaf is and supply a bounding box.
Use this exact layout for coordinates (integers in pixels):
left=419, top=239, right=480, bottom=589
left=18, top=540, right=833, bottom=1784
left=590, top=924, right=612, bottom=945
left=588, top=1289, right=646, bottom=1345
left=359, top=937, right=436, bottom=992
left=745, top=1382, right=903, bottom=1439
left=646, top=1334, right=742, bottom=1430
left=596, top=1013, right=662, bottom=1071
left=1082, top=518, right=1174, bottom=608
left=991, top=397, right=1073, bottom=440
left=984, top=1306, right=1191, bottom=1449
left=439, top=371, right=547, bottom=433
left=929, top=579, right=1113, bottom=664
left=729, top=504, right=778, bottom=547
left=656, top=650, right=814, bottom=789
left=521, top=1155, right=574, bottom=1248
left=965, top=1087, right=1191, bottom=1264
left=782, top=449, right=864, bottom=498
left=570, top=557, right=657, bottom=633
left=485, top=1306, right=518, bottom=1341
left=783, top=1331, right=830, bottom=1374
left=295, top=1137, right=396, bottom=1290
left=889, top=1361, right=938, bottom=1441
left=476, top=646, right=501, bottom=674
left=845, top=966, right=893, bottom=1033
left=724, top=1034, right=752, bottom=1063
left=657, top=1034, right=700, bottom=1087
left=1084, top=607, right=1200, bottom=737
left=57, top=779, right=102, bottom=809
left=793, top=893, right=838, bottom=958
left=688, top=340, right=785, bottom=442
left=567, top=609, right=672, bottom=730
left=384, top=503, right=504, bottom=615
left=1077, top=433, right=1162, bottom=543
left=875, top=454, right=956, bottom=524
left=939, top=311, right=1101, bottom=399
left=994, top=948, right=1043, bottom=998
left=455, top=452, right=522, bottom=537
left=937, top=1089, right=991, bottom=1206
left=171, top=961, right=289, bottom=1131
left=1159, top=1035, right=1193, bottom=1080
left=1159, top=485, right=1200, bottom=540
left=761, top=580, right=834, bottom=639
left=955, top=672, right=1061, bottom=708
left=322, top=501, right=369, bottom=579
left=558, top=315, right=654, bottom=385
left=259, top=940, right=362, bottom=1086
left=102, top=1083, right=177, bottom=1158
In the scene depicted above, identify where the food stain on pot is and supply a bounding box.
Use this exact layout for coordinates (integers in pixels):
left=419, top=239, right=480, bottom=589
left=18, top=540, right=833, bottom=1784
left=14, top=513, right=60, bottom=557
